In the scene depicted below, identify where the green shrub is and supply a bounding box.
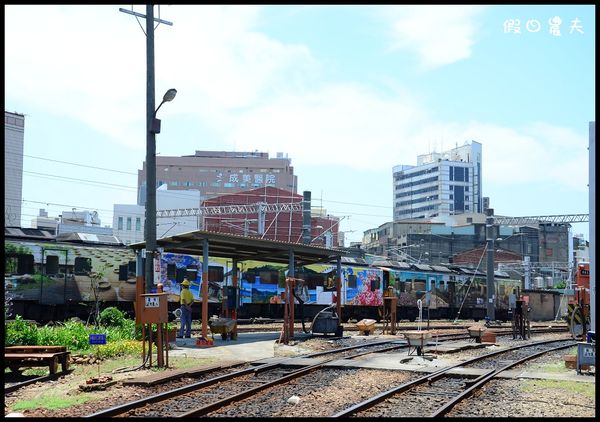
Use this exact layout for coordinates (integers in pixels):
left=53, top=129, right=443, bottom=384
left=99, top=307, right=127, bottom=328
left=105, top=319, right=137, bottom=342
left=95, top=340, right=143, bottom=359
left=5, top=315, right=38, bottom=346
left=5, top=314, right=141, bottom=353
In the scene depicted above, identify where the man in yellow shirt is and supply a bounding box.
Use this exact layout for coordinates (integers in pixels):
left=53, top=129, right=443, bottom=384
left=178, top=278, right=194, bottom=338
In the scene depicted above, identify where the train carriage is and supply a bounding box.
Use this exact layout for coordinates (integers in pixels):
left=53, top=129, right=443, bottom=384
left=5, top=232, right=522, bottom=323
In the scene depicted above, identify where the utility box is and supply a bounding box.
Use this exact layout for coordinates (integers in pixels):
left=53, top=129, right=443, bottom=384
left=577, top=342, right=596, bottom=374
left=137, top=293, right=169, bottom=324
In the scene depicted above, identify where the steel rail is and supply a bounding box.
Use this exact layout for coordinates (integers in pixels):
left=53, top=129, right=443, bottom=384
left=331, top=338, right=574, bottom=417
left=86, top=338, right=399, bottom=418
left=177, top=342, right=410, bottom=418
left=430, top=341, right=575, bottom=417
left=4, top=369, right=74, bottom=394
left=85, top=362, right=270, bottom=417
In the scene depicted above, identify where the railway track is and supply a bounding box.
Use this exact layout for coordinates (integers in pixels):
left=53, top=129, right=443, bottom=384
left=86, top=337, right=442, bottom=418
left=4, top=369, right=74, bottom=393
left=83, top=327, right=571, bottom=418
left=333, top=338, right=576, bottom=417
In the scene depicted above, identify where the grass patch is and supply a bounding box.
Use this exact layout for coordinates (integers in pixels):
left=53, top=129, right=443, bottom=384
left=528, top=361, right=570, bottom=373
left=567, top=346, right=578, bottom=356
left=6, top=352, right=219, bottom=413
left=522, top=379, right=595, bottom=399
left=12, top=393, right=92, bottom=411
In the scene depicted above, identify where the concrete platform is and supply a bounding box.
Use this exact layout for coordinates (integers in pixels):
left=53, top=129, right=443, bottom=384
left=168, top=331, right=307, bottom=362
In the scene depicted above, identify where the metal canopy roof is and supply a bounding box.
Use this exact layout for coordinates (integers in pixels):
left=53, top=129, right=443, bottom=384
left=129, top=229, right=345, bottom=266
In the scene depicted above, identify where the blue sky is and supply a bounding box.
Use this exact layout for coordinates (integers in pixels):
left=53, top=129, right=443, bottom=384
left=5, top=5, right=595, bottom=245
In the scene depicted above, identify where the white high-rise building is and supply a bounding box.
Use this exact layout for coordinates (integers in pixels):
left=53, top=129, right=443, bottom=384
left=5, top=111, right=25, bottom=227
left=393, top=141, right=482, bottom=220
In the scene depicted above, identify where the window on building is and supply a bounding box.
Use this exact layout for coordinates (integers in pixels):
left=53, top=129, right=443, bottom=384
left=450, top=194, right=453, bottom=200
left=465, top=196, right=469, bottom=201
left=118, top=217, right=123, bottom=230
left=135, top=217, right=141, bottom=231
left=127, top=217, right=132, bottom=231
left=465, top=205, right=469, bottom=210
left=465, top=186, right=469, bottom=192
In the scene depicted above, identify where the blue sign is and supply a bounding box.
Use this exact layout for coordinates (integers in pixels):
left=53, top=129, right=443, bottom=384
left=89, top=334, right=107, bottom=345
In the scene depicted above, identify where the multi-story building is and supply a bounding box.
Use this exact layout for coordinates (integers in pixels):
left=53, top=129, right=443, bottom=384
left=57, top=210, right=113, bottom=236
left=5, top=111, right=25, bottom=227
left=113, top=185, right=202, bottom=245
left=393, top=141, right=482, bottom=220
left=137, top=150, right=297, bottom=207
left=203, top=186, right=339, bottom=245
left=30, top=209, right=59, bottom=234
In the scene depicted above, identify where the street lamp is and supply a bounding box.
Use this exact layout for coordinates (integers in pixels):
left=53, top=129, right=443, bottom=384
left=145, top=88, right=177, bottom=292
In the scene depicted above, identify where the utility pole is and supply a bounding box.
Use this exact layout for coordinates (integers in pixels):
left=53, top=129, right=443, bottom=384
left=589, top=121, right=595, bottom=334
left=486, top=207, right=495, bottom=321
left=119, top=6, right=173, bottom=292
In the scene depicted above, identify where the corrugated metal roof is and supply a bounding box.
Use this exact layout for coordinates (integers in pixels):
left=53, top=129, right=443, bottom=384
left=413, top=264, right=433, bottom=271
left=341, top=256, right=368, bottom=265
left=56, top=232, right=124, bottom=245
left=130, top=229, right=345, bottom=266
left=430, top=265, right=452, bottom=273
left=5, top=227, right=55, bottom=239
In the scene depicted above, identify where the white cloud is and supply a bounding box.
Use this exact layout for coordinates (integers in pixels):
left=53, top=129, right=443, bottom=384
left=384, top=5, right=484, bottom=69
left=412, top=122, right=589, bottom=192
left=5, top=4, right=588, bottom=199
left=224, top=83, right=428, bottom=171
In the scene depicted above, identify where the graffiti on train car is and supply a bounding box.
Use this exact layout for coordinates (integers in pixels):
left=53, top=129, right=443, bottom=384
left=5, top=240, right=136, bottom=304
left=5, top=236, right=526, bottom=324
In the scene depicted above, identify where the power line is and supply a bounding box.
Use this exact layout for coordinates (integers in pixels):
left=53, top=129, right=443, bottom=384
left=23, top=171, right=137, bottom=190
left=19, top=153, right=138, bottom=175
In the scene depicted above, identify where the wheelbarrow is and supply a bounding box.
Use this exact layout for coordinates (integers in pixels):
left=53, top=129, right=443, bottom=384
left=208, top=317, right=238, bottom=340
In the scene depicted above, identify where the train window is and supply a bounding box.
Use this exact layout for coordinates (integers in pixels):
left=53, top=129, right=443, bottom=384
left=74, top=257, right=92, bottom=274
left=167, top=263, right=176, bottom=280
left=17, top=254, right=34, bottom=275
left=46, top=255, right=59, bottom=275
left=209, top=266, right=224, bottom=282
left=322, top=274, right=335, bottom=291
left=259, top=270, right=278, bottom=284
left=243, top=272, right=257, bottom=283
left=128, top=261, right=136, bottom=275
left=119, top=264, right=128, bottom=281
left=413, top=280, right=426, bottom=293
left=370, top=276, right=381, bottom=292
left=347, top=274, right=357, bottom=289
left=186, top=269, right=198, bottom=281
left=176, top=267, right=187, bottom=282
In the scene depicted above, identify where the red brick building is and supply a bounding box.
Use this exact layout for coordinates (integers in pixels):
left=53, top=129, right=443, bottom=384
left=202, top=186, right=339, bottom=246
left=452, top=245, right=522, bottom=267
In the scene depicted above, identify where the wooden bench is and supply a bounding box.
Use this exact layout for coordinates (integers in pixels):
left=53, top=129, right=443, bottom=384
left=5, top=346, right=71, bottom=375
